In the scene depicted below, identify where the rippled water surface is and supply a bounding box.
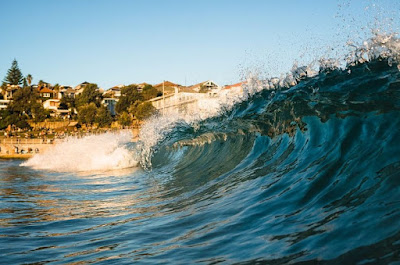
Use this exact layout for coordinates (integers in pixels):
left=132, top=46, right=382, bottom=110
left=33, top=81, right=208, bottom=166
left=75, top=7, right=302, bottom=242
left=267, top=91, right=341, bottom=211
left=1, top=59, right=400, bottom=264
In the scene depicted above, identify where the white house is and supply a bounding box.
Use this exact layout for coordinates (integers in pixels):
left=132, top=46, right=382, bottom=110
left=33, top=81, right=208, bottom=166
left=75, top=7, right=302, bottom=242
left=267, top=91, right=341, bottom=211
left=58, top=86, right=75, bottom=99
left=149, top=90, right=209, bottom=115
left=103, top=85, right=123, bottom=98
left=149, top=80, right=247, bottom=116
left=185, top=80, right=220, bottom=92
left=74, top=81, right=90, bottom=95
left=0, top=100, right=10, bottom=110
left=102, top=98, right=119, bottom=116
left=148, top=81, right=222, bottom=115
left=43, top=99, right=60, bottom=111
left=43, top=99, right=71, bottom=117
left=3, top=85, right=20, bottom=100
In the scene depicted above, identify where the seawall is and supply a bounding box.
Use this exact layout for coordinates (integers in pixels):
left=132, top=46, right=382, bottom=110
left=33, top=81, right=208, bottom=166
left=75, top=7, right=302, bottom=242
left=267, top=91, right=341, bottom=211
left=0, top=138, right=54, bottom=159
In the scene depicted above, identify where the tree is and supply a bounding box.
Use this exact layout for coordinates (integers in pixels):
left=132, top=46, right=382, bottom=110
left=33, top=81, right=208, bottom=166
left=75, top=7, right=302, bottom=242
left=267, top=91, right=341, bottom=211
left=0, top=82, right=6, bottom=99
left=142, top=84, right=159, bottom=100
left=58, top=97, right=69, bottom=110
left=31, top=103, right=49, bottom=122
left=8, top=86, right=39, bottom=115
left=59, top=95, right=75, bottom=110
left=75, top=83, right=103, bottom=108
left=26, top=74, right=33, bottom=85
left=4, top=59, right=24, bottom=85
left=129, top=101, right=156, bottom=120
left=1, top=86, right=42, bottom=129
left=0, top=109, right=11, bottom=129
left=4, top=113, right=31, bottom=130
left=95, top=106, right=113, bottom=127
left=115, top=84, right=142, bottom=113
left=78, top=103, right=97, bottom=126
left=118, top=112, right=132, bottom=128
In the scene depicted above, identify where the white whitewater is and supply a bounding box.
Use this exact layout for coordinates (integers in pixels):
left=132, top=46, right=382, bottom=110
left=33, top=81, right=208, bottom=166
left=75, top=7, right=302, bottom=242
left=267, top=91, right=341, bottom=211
left=22, top=131, right=137, bottom=172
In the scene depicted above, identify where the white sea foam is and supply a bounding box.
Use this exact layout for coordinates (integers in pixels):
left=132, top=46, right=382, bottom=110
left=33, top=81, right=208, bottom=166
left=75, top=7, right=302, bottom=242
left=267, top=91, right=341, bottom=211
left=136, top=78, right=256, bottom=168
left=22, top=131, right=137, bottom=172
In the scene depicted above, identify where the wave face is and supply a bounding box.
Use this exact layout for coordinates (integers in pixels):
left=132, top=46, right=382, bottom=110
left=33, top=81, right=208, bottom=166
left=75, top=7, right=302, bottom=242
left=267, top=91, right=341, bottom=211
left=144, top=58, right=400, bottom=263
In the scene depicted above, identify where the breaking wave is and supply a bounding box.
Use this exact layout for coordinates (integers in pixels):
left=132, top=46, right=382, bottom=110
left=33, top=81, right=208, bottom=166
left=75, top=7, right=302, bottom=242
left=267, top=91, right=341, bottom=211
left=17, top=32, right=400, bottom=264
left=22, top=131, right=138, bottom=172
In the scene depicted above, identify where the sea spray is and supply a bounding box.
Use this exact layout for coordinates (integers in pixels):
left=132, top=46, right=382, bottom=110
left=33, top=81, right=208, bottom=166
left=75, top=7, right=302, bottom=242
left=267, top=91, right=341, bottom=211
left=136, top=84, right=250, bottom=168
left=22, top=131, right=137, bottom=172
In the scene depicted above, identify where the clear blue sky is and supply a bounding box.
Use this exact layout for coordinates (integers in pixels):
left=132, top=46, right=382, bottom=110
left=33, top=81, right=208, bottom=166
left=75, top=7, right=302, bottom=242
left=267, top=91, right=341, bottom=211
left=0, top=0, right=398, bottom=89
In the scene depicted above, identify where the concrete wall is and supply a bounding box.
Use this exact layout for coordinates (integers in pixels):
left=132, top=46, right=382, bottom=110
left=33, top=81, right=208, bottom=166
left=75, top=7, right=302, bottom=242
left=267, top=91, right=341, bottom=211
left=0, top=138, right=53, bottom=155
left=150, top=92, right=208, bottom=115
left=28, top=121, right=76, bottom=130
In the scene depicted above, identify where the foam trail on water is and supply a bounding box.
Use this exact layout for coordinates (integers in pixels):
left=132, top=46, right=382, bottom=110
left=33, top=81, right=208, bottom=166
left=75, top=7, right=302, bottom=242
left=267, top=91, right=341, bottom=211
left=23, top=131, right=137, bottom=172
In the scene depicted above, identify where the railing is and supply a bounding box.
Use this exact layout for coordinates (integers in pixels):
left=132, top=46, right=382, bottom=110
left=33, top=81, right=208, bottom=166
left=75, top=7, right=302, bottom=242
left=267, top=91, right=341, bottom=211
left=153, top=98, right=198, bottom=110
left=0, top=138, right=54, bottom=145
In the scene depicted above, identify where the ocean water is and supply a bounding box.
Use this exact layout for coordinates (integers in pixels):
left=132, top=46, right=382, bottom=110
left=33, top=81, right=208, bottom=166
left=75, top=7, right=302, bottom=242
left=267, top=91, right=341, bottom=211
left=1, top=35, right=400, bottom=264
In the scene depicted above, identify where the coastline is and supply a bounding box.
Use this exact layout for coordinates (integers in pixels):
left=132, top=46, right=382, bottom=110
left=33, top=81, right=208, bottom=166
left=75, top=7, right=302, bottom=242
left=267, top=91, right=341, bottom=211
left=0, top=153, right=33, bottom=159
left=0, top=127, right=141, bottom=160
left=0, top=137, right=53, bottom=160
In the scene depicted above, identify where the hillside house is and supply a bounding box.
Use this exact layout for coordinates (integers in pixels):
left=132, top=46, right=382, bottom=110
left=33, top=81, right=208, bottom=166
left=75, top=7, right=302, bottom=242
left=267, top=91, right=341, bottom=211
left=223, top=82, right=245, bottom=95
left=43, top=99, right=60, bottom=111
left=103, top=85, right=123, bottom=98
left=102, top=98, right=119, bottom=116
left=39, top=87, right=56, bottom=99
left=2, top=85, right=20, bottom=100
left=58, top=86, right=75, bottom=99
left=42, top=99, right=70, bottom=117
left=74, top=81, right=90, bottom=95
left=0, top=100, right=10, bottom=110
left=185, top=80, right=220, bottom=93
left=153, top=81, right=181, bottom=95
left=149, top=90, right=209, bottom=114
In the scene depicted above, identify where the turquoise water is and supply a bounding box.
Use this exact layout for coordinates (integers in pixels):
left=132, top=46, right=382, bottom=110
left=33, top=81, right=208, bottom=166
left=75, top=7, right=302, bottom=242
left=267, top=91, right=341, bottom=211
left=1, top=59, right=400, bottom=264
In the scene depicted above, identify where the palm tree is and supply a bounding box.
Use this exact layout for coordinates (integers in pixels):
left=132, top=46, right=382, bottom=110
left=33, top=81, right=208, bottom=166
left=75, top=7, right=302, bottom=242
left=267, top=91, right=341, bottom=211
left=26, top=74, right=33, bottom=85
